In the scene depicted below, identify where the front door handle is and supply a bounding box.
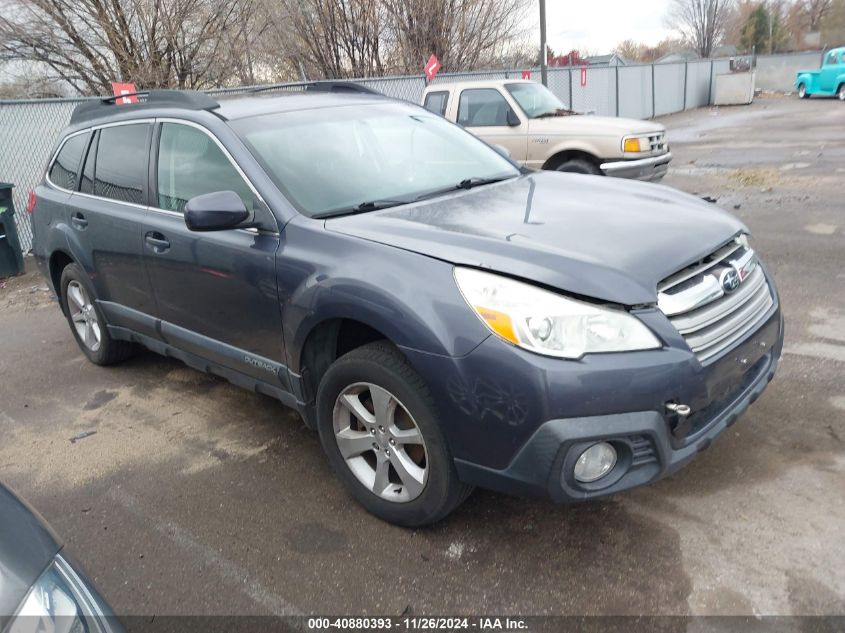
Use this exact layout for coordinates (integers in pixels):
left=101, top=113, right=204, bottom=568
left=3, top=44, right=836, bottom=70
left=144, top=231, right=170, bottom=253
left=70, top=212, right=88, bottom=230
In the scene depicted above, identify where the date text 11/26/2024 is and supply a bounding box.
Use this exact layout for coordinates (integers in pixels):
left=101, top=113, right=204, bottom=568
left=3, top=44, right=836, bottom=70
left=307, top=617, right=528, bottom=630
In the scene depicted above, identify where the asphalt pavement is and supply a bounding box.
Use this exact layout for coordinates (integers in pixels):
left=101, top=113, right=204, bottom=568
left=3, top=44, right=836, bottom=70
left=0, top=95, right=843, bottom=617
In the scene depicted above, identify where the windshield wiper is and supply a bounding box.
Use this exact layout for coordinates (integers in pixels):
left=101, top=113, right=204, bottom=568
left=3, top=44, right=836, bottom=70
left=312, top=199, right=409, bottom=219
left=534, top=108, right=578, bottom=118
left=415, top=175, right=515, bottom=201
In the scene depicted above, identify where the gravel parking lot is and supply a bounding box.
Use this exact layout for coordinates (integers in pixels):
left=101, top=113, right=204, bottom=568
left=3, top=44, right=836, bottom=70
left=1, top=96, right=843, bottom=618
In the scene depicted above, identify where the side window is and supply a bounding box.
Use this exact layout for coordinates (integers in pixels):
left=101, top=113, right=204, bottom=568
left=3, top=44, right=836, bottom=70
left=156, top=123, right=255, bottom=213
left=457, top=89, right=511, bottom=127
left=79, top=131, right=98, bottom=195
left=423, top=91, right=449, bottom=116
left=827, top=52, right=837, bottom=65
left=48, top=133, right=90, bottom=191
left=94, top=124, right=151, bottom=205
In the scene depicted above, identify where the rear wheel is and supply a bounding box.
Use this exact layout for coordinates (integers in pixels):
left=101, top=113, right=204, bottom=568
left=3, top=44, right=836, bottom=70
left=554, top=158, right=602, bottom=175
left=798, top=83, right=808, bottom=99
left=60, top=263, right=135, bottom=365
left=316, top=341, right=473, bottom=526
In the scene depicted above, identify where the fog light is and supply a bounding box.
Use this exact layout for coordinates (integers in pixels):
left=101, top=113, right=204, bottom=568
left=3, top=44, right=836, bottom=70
left=573, top=442, right=617, bottom=483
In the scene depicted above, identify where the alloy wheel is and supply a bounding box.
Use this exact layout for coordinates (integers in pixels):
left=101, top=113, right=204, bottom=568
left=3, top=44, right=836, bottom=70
left=332, top=382, right=428, bottom=503
left=67, top=281, right=101, bottom=352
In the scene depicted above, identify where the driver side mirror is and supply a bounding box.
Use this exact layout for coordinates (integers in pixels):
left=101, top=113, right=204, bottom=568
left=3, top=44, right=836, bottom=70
left=506, top=109, right=521, bottom=127
left=184, top=191, right=250, bottom=232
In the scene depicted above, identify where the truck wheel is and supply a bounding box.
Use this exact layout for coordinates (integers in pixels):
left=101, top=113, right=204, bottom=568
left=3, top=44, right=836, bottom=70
left=316, top=341, right=473, bottom=527
left=838, top=84, right=845, bottom=102
left=798, top=83, right=808, bottom=99
left=60, top=263, right=135, bottom=365
left=554, top=158, right=602, bottom=175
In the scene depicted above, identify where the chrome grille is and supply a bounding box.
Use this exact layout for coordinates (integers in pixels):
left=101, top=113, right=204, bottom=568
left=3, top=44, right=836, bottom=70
left=649, top=133, right=666, bottom=153
left=658, top=237, right=774, bottom=363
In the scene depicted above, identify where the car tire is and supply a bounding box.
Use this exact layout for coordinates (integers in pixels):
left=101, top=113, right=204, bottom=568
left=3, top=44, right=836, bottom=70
left=838, top=84, right=845, bottom=102
left=316, top=341, right=473, bottom=527
left=554, top=158, right=602, bottom=175
left=798, top=83, right=808, bottom=99
left=60, top=263, right=135, bottom=365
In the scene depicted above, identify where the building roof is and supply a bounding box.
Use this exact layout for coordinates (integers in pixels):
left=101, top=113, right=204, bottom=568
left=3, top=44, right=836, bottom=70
left=586, top=54, right=628, bottom=66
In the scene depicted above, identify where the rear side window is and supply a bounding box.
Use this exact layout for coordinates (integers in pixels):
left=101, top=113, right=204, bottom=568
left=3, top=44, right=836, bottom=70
left=49, top=133, right=89, bottom=191
left=423, top=91, right=449, bottom=116
left=94, top=124, right=151, bottom=205
left=156, top=123, right=255, bottom=213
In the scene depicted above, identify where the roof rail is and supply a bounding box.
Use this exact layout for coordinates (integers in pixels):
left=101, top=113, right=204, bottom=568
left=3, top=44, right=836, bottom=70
left=70, top=90, right=220, bottom=125
left=245, top=81, right=382, bottom=96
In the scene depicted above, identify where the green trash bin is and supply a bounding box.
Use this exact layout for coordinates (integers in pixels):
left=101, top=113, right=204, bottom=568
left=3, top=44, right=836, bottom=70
left=0, top=183, right=26, bottom=278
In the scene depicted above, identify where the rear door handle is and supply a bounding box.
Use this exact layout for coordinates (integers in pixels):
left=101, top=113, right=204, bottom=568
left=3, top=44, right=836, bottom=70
left=144, top=231, right=170, bottom=253
left=70, top=212, right=88, bottom=230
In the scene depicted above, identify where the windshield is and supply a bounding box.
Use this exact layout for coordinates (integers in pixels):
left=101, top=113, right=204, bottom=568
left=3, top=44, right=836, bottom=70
left=505, top=82, right=569, bottom=118
left=231, top=103, right=519, bottom=217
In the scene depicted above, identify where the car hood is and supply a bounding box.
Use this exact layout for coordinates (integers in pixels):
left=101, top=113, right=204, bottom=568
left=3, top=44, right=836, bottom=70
left=529, top=114, right=665, bottom=136
left=326, top=172, right=746, bottom=306
left=0, top=483, right=61, bottom=623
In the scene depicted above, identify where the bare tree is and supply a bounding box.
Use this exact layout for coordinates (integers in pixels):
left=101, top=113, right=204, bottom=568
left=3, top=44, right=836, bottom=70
left=265, top=0, right=531, bottom=79
left=1, top=0, right=535, bottom=94
left=383, top=0, right=530, bottom=73
left=0, top=0, right=258, bottom=94
left=262, top=0, right=386, bottom=79
left=820, top=0, right=845, bottom=43
left=804, top=0, right=834, bottom=29
left=666, top=0, right=734, bottom=57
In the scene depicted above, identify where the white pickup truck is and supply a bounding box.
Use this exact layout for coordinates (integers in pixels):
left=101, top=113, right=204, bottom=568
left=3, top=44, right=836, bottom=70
left=422, top=79, right=672, bottom=181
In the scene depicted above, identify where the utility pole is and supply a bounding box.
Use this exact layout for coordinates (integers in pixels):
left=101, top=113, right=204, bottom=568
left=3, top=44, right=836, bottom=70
left=539, top=0, right=548, bottom=86
left=768, top=0, right=774, bottom=54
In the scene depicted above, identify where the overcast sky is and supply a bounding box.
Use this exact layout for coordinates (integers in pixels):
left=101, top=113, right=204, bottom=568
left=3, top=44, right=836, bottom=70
left=538, top=0, right=676, bottom=55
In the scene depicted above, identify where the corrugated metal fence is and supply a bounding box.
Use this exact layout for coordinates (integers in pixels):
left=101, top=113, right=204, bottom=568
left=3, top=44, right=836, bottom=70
left=0, top=58, right=734, bottom=253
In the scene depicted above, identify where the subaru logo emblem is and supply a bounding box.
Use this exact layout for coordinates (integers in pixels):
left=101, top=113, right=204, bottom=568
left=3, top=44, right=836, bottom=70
left=720, top=268, right=741, bottom=293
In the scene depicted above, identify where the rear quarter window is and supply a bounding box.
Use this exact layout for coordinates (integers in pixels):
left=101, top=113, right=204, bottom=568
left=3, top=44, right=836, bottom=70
left=94, top=123, right=151, bottom=205
left=48, top=133, right=90, bottom=191
left=423, top=91, right=449, bottom=116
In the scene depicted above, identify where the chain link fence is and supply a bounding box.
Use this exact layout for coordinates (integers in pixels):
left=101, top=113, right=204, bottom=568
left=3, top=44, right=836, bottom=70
left=0, top=56, right=796, bottom=253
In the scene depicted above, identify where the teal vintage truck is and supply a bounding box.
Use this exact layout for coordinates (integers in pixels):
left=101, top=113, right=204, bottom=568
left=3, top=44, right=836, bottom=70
left=796, top=47, right=845, bottom=100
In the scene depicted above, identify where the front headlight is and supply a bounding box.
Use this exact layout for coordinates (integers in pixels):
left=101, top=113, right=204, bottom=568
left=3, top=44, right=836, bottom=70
left=10, top=555, right=110, bottom=633
left=454, top=268, right=661, bottom=359
left=622, top=134, right=656, bottom=153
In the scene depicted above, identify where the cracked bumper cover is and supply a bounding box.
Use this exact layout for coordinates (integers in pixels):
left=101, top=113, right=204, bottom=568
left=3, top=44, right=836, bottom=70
left=449, top=308, right=784, bottom=503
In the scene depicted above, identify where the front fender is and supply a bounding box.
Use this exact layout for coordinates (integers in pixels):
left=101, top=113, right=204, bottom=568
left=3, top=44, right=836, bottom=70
left=279, top=221, right=491, bottom=374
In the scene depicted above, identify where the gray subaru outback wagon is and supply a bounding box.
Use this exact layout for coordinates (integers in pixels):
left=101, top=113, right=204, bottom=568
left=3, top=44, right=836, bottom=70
left=30, top=86, right=783, bottom=526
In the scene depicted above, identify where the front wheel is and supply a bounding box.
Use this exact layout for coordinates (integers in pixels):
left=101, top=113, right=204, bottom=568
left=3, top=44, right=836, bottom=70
left=798, top=83, right=809, bottom=99
left=316, top=341, right=473, bottom=527
left=554, top=158, right=602, bottom=175
left=837, top=84, right=845, bottom=102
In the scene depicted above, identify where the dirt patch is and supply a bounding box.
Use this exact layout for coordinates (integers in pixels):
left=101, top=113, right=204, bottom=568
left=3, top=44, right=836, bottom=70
left=0, top=265, right=54, bottom=312
left=729, top=168, right=781, bottom=188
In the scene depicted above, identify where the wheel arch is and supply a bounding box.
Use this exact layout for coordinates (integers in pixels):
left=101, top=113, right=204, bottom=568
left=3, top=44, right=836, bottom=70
left=542, top=148, right=603, bottom=171
left=297, top=317, right=399, bottom=408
